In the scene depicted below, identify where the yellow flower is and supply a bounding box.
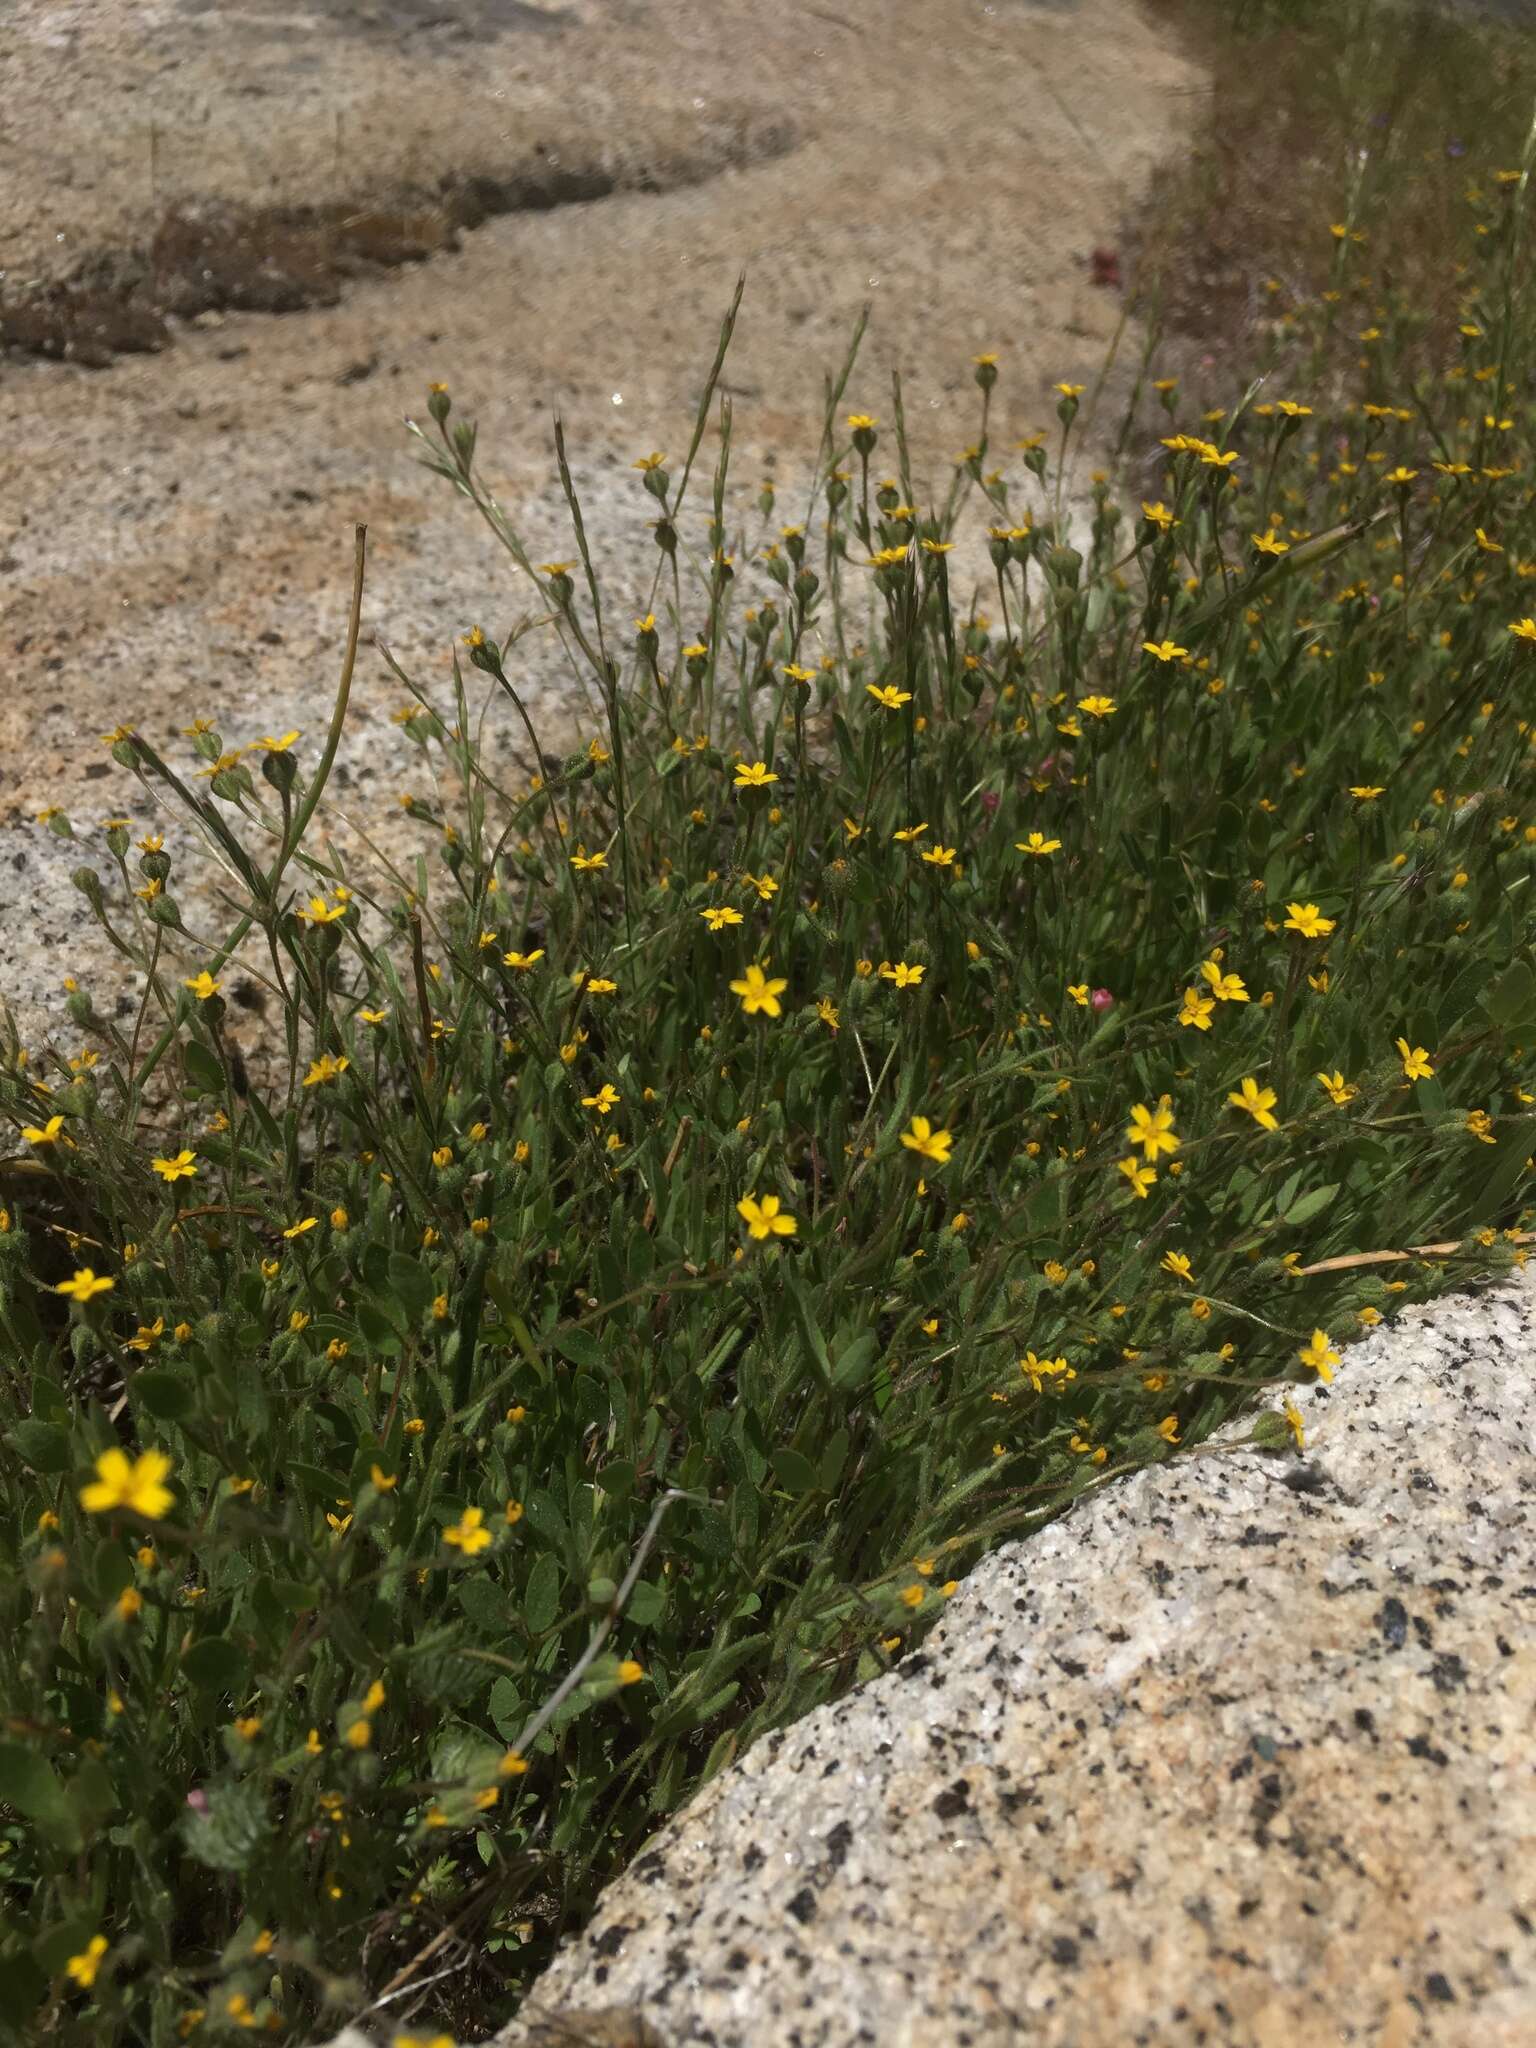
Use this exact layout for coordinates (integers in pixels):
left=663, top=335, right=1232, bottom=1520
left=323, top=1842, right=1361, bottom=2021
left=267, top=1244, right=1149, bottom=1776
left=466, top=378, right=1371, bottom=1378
left=1396, top=1038, right=1434, bottom=1081
left=65, top=1936, right=109, bottom=1989
left=1348, top=785, right=1384, bottom=800
left=617, top=1659, right=646, bottom=1686
left=443, top=1507, right=493, bottom=1556
left=302, top=1053, right=350, bottom=1088
left=1078, top=694, right=1117, bottom=718
left=298, top=895, right=347, bottom=926
left=582, top=1083, right=621, bottom=1115
left=729, top=964, right=788, bottom=1018
left=569, top=846, right=609, bottom=871
left=816, top=996, right=840, bottom=1032
left=900, top=1116, right=953, bottom=1166
left=1015, top=831, right=1062, bottom=857
left=866, top=683, right=912, bottom=710
left=1161, top=1251, right=1193, bottom=1282
left=1019, top=1350, right=1075, bottom=1392
left=282, top=1216, right=319, bottom=1240
left=1228, top=1076, right=1279, bottom=1130
left=253, top=730, right=300, bottom=753
left=1126, top=1096, right=1180, bottom=1161
left=1178, top=986, right=1214, bottom=1031
left=183, top=970, right=222, bottom=1001
left=1316, top=1070, right=1356, bottom=1106
left=879, top=960, right=925, bottom=989
left=1298, top=1328, right=1340, bottom=1384
left=892, top=821, right=929, bottom=843
left=1116, top=1156, right=1157, bottom=1199
left=1283, top=902, right=1335, bottom=939
left=81, top=1447, right=174, bottom=1518
left=1200, top=960, right=1249, bottom=1003
left=151, top=1148, right=198, bottom=1183
left=345, top=1718, right=372, bottom=1751
left=699, top=906, right=744, bottom=931
left=1156, top=1416, right=1181, bottom=1443
left=733, top=761, right=779, bottom=789
left=1141, top=500, right=1177, bottom=530
left=22, top=1113, right=69, bottom=1146
left=57, top=1267, right=116, bottom=1303
left=1508, top=618, right=1536, bottom=643
left=502, top=949, right=544, bottom=969
left=1142, top=640, right=1189, bottom=663
left=1282, top=1398, right=1305, bottom=1451
left=921, top=844, right=957, bottom=867
left=737, top=1192, right=797, bottom=1241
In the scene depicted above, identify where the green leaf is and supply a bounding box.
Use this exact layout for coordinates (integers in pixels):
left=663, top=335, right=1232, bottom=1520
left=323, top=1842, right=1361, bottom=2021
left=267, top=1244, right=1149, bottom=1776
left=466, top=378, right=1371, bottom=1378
left=1481, top=958, right=1536, bottom=1030
left=181, top=1635, right=251, bottom=1694
left=770, top=1448, right=818, bottom=1496
left=1470, top=1118, right=1536, bottom=1225
left=1279, top=1182, right=1339, bottom=1229
left=131, top=1368, right=195, bottom=1421
left=1415, top=1076, right=1450, bottom=1130
left=386, top=1252, right=436, bottom=1318
left=784, top=1267, right=833, bottom=1389
left=832, top=1331, right=880, bottom=1390
left=625, top=1579, right=667, bottom=1627
left=523, top=1553, right=562, bottom=1636
left=551, top=1327, right=604, bottom=1371
left=0, top=1743, right=75, bottom=1841
left=8, top=1419, right=70, bottom=1473
left=183, top=1040, right=225, bottom=1094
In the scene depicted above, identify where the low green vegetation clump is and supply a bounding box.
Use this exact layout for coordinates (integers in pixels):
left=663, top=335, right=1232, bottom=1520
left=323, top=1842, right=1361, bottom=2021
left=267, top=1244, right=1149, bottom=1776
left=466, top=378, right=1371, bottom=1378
left=6, top=161, right=1536, bottom=2047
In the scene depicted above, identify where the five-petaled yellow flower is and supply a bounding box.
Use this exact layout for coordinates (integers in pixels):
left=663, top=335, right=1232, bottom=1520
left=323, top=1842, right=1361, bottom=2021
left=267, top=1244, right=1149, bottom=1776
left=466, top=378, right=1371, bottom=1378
left=1316, top=1070, right=1356, bottom=1106
left=1142, top=639, right=1189, bottom=663
left=582, top=1084, right=621, bottom=1116
left=1117, top=1156, right=1157, bottom=1198
left=569, top=846, right=608, bottom=871
left=880, top=961, right=925, bottom=989
left=1078, top=695, right=1117, bottom=719
left=699, top=907, right=744, bottom=932
left=730, top=964, right=788, bottom=1018
left=1283, top=902, right=1335, bottom=939
left=81, top=1447, right=174, bottom=1518
left=733, top=761, right=779, bottom=789
left=184, top=970, right=222, bottom=1001
left=1126, top=1097, right=1180, bottom=1161
left=1396, top=1038, right=1434, bottom=1081
left=503, top=949, right=544, bottom=970
left=1178, top=986, right=1214, bottom=1030
left=737, top=1193, right=797, bottom=1240
left=58, top=1267, right=116, bottom=1303
left=152, top=1149, right=198, bottom=1183
left=1228, top=1076, right=1279, bottom=1130
left=1016, top=832, right=1062, bottom=857
left=1201, top=960, right=1249, bottom=1002
left=443, top=1507, right=493, bottom=1556
left=900, top=1116, right=953, bottom=1165
left=22, top=1113, right=67, bottom=1146
left=1298, top=1328, right=1340, bottom=1383
left=866, top=683, right=912, bottom=710
left=1161, top=1251, right=1194, bottom=1282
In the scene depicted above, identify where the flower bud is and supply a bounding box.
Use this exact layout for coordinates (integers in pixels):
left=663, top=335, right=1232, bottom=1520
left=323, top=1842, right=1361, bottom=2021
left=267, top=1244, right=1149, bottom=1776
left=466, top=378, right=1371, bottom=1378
left=72, top=866, right=105, bottom=910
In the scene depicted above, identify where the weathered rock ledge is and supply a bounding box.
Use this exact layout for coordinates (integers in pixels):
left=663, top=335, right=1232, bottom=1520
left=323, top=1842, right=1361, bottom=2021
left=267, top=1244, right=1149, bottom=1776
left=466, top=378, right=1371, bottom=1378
left=491, top=1270, right=1536, bottom=2047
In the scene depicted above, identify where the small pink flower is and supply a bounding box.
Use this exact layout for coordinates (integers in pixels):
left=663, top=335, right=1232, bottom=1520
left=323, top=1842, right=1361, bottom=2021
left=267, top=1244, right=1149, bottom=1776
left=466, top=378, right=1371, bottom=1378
left=979, top=791, right=1000, bottom=816
left=185, top=1789, right=209, bottom=1815
left=1090, top=987, right=1114, bottom=1013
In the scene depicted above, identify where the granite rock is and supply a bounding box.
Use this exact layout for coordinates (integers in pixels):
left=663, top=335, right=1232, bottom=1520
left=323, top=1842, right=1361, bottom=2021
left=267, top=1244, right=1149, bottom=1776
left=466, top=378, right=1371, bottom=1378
left=495, top=1271, right=1536, bottom=2048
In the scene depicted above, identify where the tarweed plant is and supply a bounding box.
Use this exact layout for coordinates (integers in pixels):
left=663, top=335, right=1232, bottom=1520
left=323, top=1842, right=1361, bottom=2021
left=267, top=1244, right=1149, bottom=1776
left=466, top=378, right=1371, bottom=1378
left=7, top=153, right=1536, bottom=2045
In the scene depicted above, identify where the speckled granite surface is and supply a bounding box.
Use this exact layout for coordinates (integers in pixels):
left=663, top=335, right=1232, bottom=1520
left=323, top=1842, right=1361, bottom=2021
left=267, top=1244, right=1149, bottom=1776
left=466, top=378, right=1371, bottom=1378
left=490, top=1270, right=1536, bottom=2048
